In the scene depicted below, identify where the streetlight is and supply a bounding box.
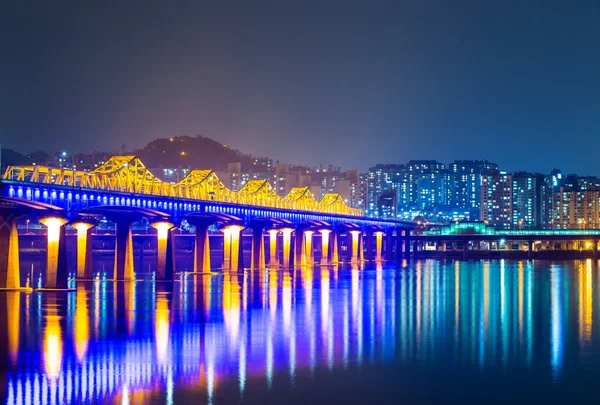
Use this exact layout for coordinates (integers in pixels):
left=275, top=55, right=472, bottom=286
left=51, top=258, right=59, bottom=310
left=26, top=219, right=30, bottom=233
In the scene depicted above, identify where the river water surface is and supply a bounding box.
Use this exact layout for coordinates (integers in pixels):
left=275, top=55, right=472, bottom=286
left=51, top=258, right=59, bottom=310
left=2, top=260, right=600, bottom=404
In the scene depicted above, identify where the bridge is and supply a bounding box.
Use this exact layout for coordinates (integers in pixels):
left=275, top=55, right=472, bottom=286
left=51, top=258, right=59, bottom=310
left=0, top=155, right=414, bottom=291
left=414, top=222, right=600, bottom=259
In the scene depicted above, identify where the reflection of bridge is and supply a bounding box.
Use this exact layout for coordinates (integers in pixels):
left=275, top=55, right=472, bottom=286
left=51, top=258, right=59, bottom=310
left=3, top=267, right=397, bottom=405
left=0, top=156, right=415, bottom=292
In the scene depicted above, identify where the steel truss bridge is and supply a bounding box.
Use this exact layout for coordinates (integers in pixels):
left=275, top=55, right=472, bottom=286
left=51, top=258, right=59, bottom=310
left=3, top=155, right=362, bottom=215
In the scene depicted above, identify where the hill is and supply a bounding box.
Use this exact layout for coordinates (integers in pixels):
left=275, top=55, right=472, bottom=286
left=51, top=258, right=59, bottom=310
left=1, top=148, right=27, bottom=171
left=135, top=136, right=257, bottom=171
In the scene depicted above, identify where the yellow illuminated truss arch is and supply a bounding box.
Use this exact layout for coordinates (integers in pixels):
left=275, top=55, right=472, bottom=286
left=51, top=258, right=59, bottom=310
left=2, top=155, right=363, bottom=216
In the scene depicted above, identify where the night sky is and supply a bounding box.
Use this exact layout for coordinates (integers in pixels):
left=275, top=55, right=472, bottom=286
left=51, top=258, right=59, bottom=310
left=0, top=1, right=598, bottom=173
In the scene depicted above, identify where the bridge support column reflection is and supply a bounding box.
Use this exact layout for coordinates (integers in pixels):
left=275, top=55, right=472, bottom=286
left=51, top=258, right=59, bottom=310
left=39, top=215, right=70, bottom=290
left=151, top=221, right=177, bottom=281
left=71, top=219, right=97, bottom=280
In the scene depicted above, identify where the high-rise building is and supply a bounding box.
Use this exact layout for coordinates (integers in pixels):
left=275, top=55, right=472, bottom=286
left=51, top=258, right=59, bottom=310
left=539, top=169, right=563, bottom=229
left=552, top=189, right=600, bottom=229
left=511, top=172, right=537, bottom=229
left=406, top=160, right=445, bottom=208
left=449, top=160, right=498, bottom=218
left=416, top=170, right=453, bottom=210
left=366, top=164, right=404, bottom=217
left=480, top=170, right=512, bottom=229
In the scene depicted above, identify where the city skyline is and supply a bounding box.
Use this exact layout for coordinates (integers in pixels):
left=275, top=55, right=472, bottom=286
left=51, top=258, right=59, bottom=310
left=1, top=1, right=598, bottom=174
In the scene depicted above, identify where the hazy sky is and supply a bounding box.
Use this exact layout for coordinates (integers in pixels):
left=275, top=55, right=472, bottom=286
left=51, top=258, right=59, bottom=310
left=0, top=1, right=598, bottom=173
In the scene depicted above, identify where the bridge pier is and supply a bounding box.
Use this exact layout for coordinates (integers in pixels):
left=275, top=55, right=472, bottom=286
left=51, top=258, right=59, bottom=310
left=222, top=225, right=244, bottom=272
left=0, top=215, right=28, bottom=291
left=528, top=240, right=534, bottom=260
left=365, top=231, right=374, bottom=261
left=182, top=216, right=215, bottom=274
left=320, top=229, right=332, bottom=265
left=38, top=216, right=70, bottom=290
left=349, top=230, right=362, bottom=264
left=594, top=239, right=598, bottom=260
left=71, top=219, right=98, bottom=280
left=151, top=221, right=177, bottom=281
left=250, top=223, right=266, bottom=270
left=374, top=231, right=383, bottom=261
left=386, top=231, right=394, bottom=261
left=329, top=229, right=340, bottom=264
left=281, top=228, right=293, bottom=268
left=268, top=229, right=279, bottom=267
left=113, top=218, right=138, bottom=281
left=462, top=241, right=468, bottom=260
left=304, top=230, right=314, bottom=265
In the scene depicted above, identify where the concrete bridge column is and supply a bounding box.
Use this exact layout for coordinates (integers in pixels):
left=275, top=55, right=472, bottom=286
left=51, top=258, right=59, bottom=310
left=304, top=230, right=314, bottom=265
left=319, top=229, right=331, bottom=265
left=395, top=229, right=404, bottom=262
left=359, top=231, right=364, bottom=262
left=593, top=239, right=598, bottom=260
left=223, top=225, right=244, bottom=271
left=151, top=221, right=177, bottom=281
left=281, top=228, right=293, bottom=268
left=0, top=215, right=29, bottom=291
left=222, top=227, right=232, bottom=270
left=295, top=228, right=306, bottom=266
left=462, top=241, right=468, bottom=260
left=365, top=231, right=374, bottom=261
left=528, top=240, right=534, bottom=260
left=250, top=225, right=266, bottom=270
left=385, top=231, right=394, bottom=260
left=39, top=216, right=70, bottom=290
left=349, top=230, right=362, bottom=264
left=268, top=229, right=279, bottom=267
left=71, top=219, right=98, bottom=280
left=329, top=230, right=340, bottom=264
left=375, top=231, right=383, bottom=261
left=194, top=224, right=212, bottom=273
left=113, top=218, right=137, bottom=281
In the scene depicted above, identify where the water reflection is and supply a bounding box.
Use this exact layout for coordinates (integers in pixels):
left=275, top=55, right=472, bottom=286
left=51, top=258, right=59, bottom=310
left=4, top=261, right=600, bottom=403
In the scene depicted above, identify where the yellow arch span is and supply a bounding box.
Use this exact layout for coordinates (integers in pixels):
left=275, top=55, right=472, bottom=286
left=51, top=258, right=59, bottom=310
left=2, top=155, right=363, bottom=216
